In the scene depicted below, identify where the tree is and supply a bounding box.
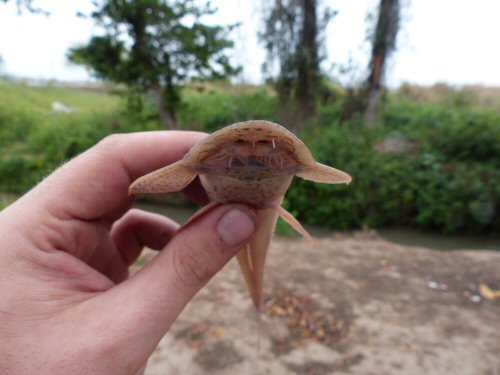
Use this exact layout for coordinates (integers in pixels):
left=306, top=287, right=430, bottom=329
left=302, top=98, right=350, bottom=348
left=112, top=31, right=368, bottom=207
left=0, top=0, right=48, bottom=14
left=260, top=0, right=335, bottom=127
left=69, top=0, right=239, bottom=129
left=297, top=0, right=318, bottom=120
left=364, top=0, right=400, bottom=124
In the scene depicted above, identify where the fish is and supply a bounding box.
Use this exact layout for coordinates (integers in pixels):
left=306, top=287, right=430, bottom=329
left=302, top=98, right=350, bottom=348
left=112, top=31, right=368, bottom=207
left=129, top=120, right=351, bottom=311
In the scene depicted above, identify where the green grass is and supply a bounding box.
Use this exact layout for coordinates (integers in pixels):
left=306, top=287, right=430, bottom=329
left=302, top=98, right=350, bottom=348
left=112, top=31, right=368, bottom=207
left=0, top=82, right=120, bottom=147
left=284, top=98, right=500, bottom=233
left=0, top=80, right=274, bottom=192
left=0, top=82, right=119, bottom=121
left=0, top=192, right=17, bottom=211
left=179, top=83, right=277, bottom=131
left=0, top=79, right=498, bottom=233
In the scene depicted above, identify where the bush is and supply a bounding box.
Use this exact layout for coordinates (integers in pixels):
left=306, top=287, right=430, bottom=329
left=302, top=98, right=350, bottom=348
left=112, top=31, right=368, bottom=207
left=1, top=82, right=498, bottom=233
left=284, top=100, right=500, bottom=233
left=0, top=84, right=163, bottom=192
left=0, top=154, right=44, bottom=191
left=179, top=86, right=278, bottom=131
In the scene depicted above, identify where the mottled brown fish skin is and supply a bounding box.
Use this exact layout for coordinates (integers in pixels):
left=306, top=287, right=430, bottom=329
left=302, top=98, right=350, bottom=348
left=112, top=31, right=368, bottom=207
left=129, top=120, right=352, bottom=311
left=189, top=121, right=311, bottom=208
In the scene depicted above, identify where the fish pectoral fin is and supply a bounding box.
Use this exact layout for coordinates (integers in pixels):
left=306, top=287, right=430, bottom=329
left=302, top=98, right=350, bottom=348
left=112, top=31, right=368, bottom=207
left=274, top=205, right=316, bottom=248
left=297, top=162, right=352, bottom=185
left=129, top=160, right=197, bottom=195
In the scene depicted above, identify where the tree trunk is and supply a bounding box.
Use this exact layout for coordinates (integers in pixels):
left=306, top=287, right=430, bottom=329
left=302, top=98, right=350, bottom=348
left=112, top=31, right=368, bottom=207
left=364, top=0, right=400, bottom=124
left=152, top=84, right=177, bottom=130
left=296, top=0, right=319, bottom=122
left=129, top=6, right=176, bottom=129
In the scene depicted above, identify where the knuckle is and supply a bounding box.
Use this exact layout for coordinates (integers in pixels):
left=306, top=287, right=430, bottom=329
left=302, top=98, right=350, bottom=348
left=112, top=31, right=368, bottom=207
left=170, top=239, right=219, bottom=294
left=95, top=133, right=125, bottom=153
left=122, top=208, right=142, bottom=222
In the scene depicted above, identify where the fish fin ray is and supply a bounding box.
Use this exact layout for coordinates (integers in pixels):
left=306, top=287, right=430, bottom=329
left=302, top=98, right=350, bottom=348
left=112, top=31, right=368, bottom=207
left=129, top=160, right=196, bottom=194
left=297, top=162, right=352, bottom=184
left=275, top=205, right=316, bottom=248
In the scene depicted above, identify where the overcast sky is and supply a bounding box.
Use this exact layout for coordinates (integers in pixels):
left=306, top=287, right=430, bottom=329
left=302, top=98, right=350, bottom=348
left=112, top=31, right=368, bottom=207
left=1, top=0, right=500, bottom=87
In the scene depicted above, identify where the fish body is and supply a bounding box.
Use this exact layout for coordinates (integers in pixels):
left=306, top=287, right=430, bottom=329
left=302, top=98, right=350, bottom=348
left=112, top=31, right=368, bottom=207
left=130, top=120, right=351, bottom=310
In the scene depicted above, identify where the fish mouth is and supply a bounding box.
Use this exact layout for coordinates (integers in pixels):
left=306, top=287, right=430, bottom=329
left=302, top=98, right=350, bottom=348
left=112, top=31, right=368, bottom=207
left=198, top=152, right=300, bottom=172
left=198, top=136, right=301, bottom=170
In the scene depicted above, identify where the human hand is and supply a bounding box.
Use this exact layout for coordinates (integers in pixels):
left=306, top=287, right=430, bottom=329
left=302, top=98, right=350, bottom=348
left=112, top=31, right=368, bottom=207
left=0, top=132, right=256, bottom=374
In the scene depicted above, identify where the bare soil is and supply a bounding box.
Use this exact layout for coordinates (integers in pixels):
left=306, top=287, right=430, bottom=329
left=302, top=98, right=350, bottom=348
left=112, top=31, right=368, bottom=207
left=136, top=232, right=500, bottom=375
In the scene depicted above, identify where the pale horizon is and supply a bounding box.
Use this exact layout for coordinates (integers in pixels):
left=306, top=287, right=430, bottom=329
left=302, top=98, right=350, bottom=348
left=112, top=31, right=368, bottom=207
left=1, top=0, right=500, bottom=88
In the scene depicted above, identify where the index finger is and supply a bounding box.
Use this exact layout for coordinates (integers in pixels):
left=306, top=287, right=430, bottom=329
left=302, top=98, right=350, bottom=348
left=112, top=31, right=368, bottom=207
left=33, top=131, right=207, bottom=220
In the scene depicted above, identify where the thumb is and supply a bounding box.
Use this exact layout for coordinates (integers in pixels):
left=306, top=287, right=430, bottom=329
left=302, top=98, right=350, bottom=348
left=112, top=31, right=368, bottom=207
left=137, top=203, right=257, bottom=310
left=96, top=204, right=256, bottom=348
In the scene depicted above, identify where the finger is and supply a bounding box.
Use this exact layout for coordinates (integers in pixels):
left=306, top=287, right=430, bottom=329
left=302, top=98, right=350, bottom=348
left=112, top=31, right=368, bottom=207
left=92, top=204, right=256, bottom=355
left=104, top=196, right=136, bottom=225
left=111, top=209, right=179, bottom=266
left=29, top=131, right=207, bottom=221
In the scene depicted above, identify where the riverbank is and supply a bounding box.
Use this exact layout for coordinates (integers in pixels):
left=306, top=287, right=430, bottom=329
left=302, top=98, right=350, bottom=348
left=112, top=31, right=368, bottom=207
left=136, top=201, right=500, bottom=252
left=133, top=232, right=500, bottom=375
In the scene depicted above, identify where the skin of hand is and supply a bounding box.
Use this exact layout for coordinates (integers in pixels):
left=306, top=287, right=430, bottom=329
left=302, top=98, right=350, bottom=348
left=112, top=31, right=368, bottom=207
left=0, top=132, right=256, bottom=375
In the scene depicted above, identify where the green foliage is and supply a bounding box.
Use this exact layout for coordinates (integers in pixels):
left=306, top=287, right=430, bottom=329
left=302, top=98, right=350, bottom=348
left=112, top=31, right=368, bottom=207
left=0, top=81, right=498, bottom=234
left=0, top=192, right=16, bottom=211
left=0, top=82, right=272, bottom=193
left=68, top=0, right=239, bottom=127
left=260, top=0, right=336, bottom=122
left=284, top=98, right=500, bottom=233
left=179, top=85, right=278, bottom=131
left=275, top=216, right=299, bottom=236
left=0, top=83, right=159, bottom=192
left=0, top=0, right=48, bottom=14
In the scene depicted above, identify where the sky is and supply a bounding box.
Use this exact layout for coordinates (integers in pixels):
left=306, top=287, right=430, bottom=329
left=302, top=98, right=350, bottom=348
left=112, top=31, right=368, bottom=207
left=1, top=0, right=500, bottom=87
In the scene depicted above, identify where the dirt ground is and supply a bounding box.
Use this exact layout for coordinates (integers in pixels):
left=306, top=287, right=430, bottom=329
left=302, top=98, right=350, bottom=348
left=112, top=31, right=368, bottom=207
left=135, top=232, right=500, bottom=375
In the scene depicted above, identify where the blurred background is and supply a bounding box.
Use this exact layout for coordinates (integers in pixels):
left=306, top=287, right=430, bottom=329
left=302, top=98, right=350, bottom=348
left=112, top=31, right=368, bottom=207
left=1, top=0, right=499, bottom=239
left=0, top=1, right=499, bottom=374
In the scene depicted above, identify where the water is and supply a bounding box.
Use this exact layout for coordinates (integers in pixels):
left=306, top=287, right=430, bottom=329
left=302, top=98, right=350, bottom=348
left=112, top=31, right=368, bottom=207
left=378, top=227, right=500, bottom=251
left=134, top=201, right=197, bottom=223
left=3, top=193, right=498, bottom=252
left=135, top=202, right=500, bottom=252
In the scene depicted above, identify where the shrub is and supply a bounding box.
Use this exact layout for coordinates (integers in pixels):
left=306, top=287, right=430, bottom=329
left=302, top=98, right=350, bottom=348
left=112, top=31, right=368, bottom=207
left=179, top=86, right=278, bottom=131
left=284, top=101, right=500, bottom=233
left=1, top=82, right=498, bottom=233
